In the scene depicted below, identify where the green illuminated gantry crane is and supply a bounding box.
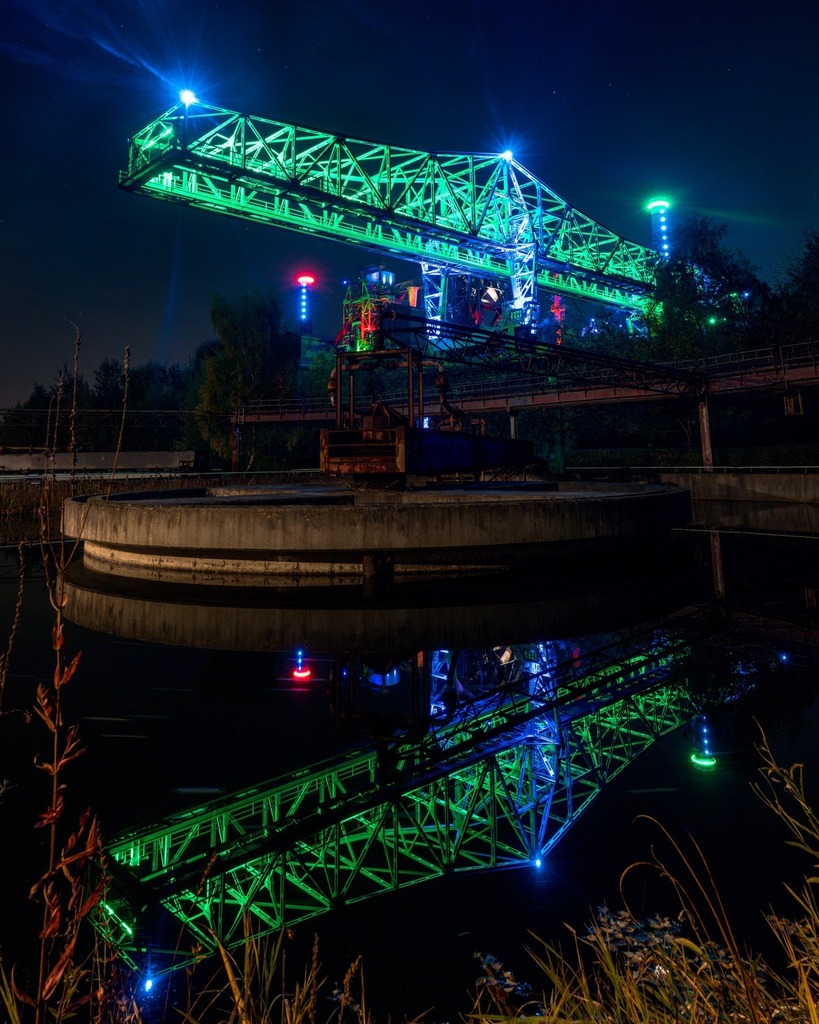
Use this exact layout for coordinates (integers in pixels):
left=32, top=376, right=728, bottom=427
left=119, top=101, right=660, bottom=324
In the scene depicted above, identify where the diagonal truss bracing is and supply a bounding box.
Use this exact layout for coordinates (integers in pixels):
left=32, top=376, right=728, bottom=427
left=120, top=103, right=659, bottom=310
left=101, top=638, right=696, bottom=968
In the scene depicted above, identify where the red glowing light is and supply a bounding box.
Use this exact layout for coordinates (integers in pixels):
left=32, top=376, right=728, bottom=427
left=296, top=274, right=316, bottom=286
left=292, top=667, right=312, bottom=680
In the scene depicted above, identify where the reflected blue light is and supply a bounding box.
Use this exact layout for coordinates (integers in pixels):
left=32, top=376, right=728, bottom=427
left=692, top=714, right=717, bottom=769
left=293, top=648, right=311, bottom=680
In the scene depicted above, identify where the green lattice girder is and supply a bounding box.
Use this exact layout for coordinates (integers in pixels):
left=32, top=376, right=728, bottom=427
left=101, top=646, right=695, bottom=967
left=120, top=103, right=659, bottom=310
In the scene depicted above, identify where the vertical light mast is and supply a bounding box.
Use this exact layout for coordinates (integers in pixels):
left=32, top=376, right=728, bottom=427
left=647, top=198, right=672, bottom=257
left=296, top=273, right=316, bottom=335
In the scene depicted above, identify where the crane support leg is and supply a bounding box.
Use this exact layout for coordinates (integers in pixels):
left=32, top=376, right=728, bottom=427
left=698, top=394, right=714, bottom=471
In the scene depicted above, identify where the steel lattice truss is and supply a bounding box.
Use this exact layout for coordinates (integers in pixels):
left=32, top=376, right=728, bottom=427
left=100, top=637, right=696, bottom=969
left=120, top=102, right=658, bottom=312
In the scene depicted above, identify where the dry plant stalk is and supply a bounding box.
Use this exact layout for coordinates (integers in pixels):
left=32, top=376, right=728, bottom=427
left=0, top=540, right=26, bottom=714
left=106, top=345, right=130, bottom=491
left=753, top=730, right=819, bottom=1020
left=178, top=925, right=333, bottom=1024
left=0, top=330, right=133, bottom=1024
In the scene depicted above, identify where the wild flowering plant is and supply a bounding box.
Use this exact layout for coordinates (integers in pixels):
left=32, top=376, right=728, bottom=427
left=468, top=729, right=819, bottom=1024
left=0, top=574, right=112, bottom=1023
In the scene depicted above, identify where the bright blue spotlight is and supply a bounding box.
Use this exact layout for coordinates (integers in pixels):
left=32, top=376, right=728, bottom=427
left=534, top=857, right=542, bottom=868
left=778, top=651, right=789, bottom=663
left=144, top=978, right=153, bottom=992
left=500, top=150, right=513, bottom=162
left=179, top=89, right=198, bottom=108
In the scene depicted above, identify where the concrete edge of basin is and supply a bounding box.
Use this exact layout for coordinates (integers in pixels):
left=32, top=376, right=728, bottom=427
left=62, top=483, right=692, bottom=583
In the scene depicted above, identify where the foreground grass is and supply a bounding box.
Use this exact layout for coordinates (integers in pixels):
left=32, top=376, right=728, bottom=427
left=467, top=735, right=819, bottom=1024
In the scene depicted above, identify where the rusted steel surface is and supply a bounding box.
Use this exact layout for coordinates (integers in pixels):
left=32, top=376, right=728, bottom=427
left=319, top=426, right=534, bottom=476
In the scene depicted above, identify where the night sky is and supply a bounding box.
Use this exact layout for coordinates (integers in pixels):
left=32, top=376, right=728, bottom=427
left=1, top=0, right=817, bottom=408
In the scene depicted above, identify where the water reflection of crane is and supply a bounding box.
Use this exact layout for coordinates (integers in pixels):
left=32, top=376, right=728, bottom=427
left=100, top=627, right=754, bottom=977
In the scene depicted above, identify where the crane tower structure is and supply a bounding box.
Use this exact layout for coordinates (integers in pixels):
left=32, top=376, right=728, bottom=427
left=120, top=101, right=660, bottom=325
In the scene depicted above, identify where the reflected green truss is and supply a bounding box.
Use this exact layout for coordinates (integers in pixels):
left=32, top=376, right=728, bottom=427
left=99, top=643, right=695, bottom=969
left=119, top=103, right=659, bottom=312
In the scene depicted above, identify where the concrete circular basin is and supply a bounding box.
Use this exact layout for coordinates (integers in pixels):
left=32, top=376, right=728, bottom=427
left=62, top=481, right=691, bottom=583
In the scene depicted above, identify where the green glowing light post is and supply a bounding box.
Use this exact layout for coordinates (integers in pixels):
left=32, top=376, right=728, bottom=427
left=691, top=714, right=717, bottom=769
left=647, top=197, right=671, bottom=256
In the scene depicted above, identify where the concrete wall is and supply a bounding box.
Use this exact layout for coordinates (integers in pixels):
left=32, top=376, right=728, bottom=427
left=659, top=471, right=818, bottom=504
left=0, top=451, right=197, bottom=472
left=660, top=471, right=819, bottom=534
left=62, top=482, right=691, bottom=580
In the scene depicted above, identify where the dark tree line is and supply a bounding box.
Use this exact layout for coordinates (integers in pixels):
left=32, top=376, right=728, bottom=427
left=3, top=221, right=818, bottom=469
left=516, top=218, right=819, bottom=468
left=0, top=288, right=328, bottom=469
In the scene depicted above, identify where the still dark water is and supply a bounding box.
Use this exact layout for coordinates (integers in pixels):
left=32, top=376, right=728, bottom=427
left=1, top=533, right=817, bottom=1020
